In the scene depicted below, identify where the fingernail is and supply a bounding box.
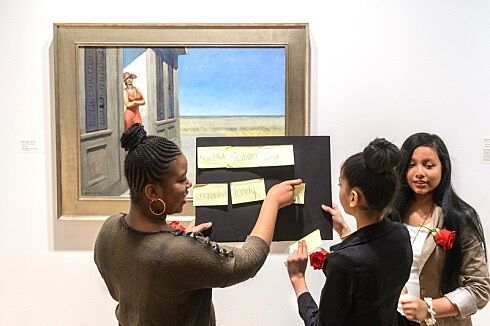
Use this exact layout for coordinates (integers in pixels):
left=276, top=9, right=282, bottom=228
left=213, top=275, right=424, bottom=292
left=207, top=222, right=212, bottom=226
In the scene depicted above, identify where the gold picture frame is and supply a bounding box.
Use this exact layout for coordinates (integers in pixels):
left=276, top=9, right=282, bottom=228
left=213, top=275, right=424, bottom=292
left=54, top=23, right=310, bottom=220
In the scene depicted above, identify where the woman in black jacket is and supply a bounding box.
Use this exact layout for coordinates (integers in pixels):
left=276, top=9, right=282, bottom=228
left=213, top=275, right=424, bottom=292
left=286, top=138, right=413, bottom=326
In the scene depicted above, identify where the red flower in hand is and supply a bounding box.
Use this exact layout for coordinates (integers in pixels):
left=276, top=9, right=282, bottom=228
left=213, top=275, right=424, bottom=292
left=168, top=221, right=186, bottom=231
left=422, top=226, right=456, bottom=251
left=309, top=248, right=329, bottom=270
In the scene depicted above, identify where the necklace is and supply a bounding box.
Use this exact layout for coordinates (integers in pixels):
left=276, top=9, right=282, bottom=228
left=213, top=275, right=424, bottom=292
left=409, top=206, right=433, bottom=246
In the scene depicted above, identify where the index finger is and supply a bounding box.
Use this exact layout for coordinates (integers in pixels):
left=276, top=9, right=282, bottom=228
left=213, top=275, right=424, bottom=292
left=193, top=222, right=213, bottom=233
left=297, top=240, right=304, bottom=254
left=299, top=240, right=308, bottom=255
left=321, top=204, right=334, bottom=213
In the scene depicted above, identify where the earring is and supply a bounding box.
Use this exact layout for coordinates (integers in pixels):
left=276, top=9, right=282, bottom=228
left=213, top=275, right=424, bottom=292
left=149, top=198, right=166, bottom=215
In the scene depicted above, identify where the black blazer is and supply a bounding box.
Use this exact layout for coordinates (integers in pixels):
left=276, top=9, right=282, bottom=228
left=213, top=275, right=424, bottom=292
left=298, top=218, right=412, bottom=326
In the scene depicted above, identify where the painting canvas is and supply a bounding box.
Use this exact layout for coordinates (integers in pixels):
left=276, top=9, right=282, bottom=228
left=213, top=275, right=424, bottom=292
left=79, top=46, right=286, bottom=197
left=54, top=23, right=309, bottom=219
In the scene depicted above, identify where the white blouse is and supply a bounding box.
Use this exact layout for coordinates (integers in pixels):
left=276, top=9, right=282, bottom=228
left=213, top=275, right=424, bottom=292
left=404, top=224, right=431, bottom=298
left=398, top=224, right=430, bottom=318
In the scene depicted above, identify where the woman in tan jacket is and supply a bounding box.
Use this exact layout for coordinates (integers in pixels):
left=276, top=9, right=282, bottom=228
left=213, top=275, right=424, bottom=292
left=391, top=133, right=489, bottom=325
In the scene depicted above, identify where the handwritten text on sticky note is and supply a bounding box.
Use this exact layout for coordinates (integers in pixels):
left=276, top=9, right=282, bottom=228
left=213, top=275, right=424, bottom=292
left=197, top=145, right=294, bottom=169
left=230, top=178, right=267, bottom=205
left=192, top=183, right=229, bottom=206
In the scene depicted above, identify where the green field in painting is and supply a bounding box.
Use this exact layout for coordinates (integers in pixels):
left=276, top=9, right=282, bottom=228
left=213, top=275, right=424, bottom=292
left=180, top=115, right=284, bottom=136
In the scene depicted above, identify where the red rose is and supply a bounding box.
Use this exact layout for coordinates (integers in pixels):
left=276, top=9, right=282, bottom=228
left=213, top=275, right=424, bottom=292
left=168, top=221, right=186, bottom=231
left=422, top=226, right=456, bottom=251
left=433, top=228, right=456, bottom=251
left=309, top=248, right=329, bottom=270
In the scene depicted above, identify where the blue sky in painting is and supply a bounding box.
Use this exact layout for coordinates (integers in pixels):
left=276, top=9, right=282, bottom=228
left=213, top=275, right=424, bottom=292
left=178, top=47, right=285, bottom=116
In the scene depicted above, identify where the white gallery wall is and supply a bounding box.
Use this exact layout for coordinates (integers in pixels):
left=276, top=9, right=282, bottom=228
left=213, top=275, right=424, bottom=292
left=1, top=0, right=489, bottom=325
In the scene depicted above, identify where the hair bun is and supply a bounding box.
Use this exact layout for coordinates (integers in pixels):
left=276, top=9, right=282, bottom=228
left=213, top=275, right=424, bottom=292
left=362, top=138, right=401, bottom=174
left=121, top=123, right=147, bottom=151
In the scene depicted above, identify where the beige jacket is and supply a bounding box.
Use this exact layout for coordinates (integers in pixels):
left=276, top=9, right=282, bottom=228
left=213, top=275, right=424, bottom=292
left=418, top=206, right=490, bottom=325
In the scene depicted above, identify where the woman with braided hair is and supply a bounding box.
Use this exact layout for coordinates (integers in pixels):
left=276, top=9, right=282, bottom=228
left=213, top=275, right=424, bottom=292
left=94, top=123, right=301, bottom=326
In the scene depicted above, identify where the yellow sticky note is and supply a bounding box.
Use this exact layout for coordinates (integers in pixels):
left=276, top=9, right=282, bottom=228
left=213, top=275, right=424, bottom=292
left=198, top=145, right=295, bottom=169
left=197, top=146, right=229, bottom=168
left=289, top=229, right=323, bottom=254
left=294, top=183, right=306, bottom=204
left=192, top=184, right=229, bottom=206
left=259, top=145, right=295, bottom=166
left=230, top=178, right=266, bottom=205
left=227, top=146, right=261, bottom=168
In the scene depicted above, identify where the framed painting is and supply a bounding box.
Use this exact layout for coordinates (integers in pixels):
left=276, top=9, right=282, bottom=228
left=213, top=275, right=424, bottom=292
left=54, top=23, right=310, bottom=220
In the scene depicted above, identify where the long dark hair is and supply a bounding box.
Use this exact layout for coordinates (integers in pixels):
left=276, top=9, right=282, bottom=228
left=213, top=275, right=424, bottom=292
left=341, top=138, right=401, bottom=213
left=121, top=124, right=182, bottom=204
left=390, top=132, right=486, bottom=293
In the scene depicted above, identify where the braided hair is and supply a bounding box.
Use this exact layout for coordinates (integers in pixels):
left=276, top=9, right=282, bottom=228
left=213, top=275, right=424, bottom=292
left=341, top=138, right=401, bottom=212
left=121, top=124, right=182, bottom=204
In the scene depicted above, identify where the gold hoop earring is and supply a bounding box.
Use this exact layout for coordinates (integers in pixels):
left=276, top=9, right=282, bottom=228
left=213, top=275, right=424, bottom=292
left=149, top=199, right=166, bottom=215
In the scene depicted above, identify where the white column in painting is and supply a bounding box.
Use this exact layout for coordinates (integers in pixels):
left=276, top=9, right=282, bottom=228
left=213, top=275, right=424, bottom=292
left=173, top=67, right=181, bottom=146
left=162, top=59, right=170, bottom=125
left=145, top=49, right=157, bottom=135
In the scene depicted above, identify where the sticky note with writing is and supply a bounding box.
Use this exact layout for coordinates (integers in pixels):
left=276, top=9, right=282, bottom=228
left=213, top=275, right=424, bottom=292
left=230, top=178, right=266, bottom=205
left=227, top=146, right=261, bottom=168
left=197, top=146, right=229, bottom=168
left=192, top=183, right=229, bottom=206
left=259, top=145, right=294, bottom=166
left=197, top=145, right=295, bottom=169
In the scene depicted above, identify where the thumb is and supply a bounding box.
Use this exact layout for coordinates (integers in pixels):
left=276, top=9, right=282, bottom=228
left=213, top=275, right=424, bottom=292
left=286, top=178, right=302, bottom=186
left=399, top=293, right=416, bottom=303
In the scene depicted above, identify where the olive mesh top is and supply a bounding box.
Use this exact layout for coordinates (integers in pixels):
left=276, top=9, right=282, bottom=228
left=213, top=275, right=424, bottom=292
left=94, top=213, right=269, bottom=326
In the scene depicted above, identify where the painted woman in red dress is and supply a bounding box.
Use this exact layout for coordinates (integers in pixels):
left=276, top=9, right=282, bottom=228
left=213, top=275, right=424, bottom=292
left=123, top=72, right=145, bottom=130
